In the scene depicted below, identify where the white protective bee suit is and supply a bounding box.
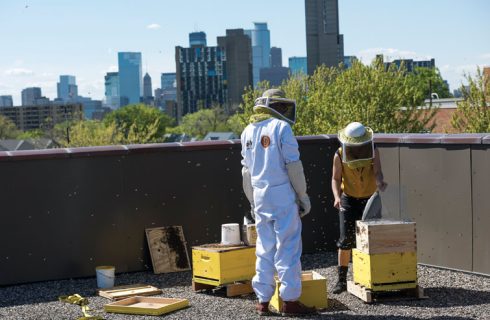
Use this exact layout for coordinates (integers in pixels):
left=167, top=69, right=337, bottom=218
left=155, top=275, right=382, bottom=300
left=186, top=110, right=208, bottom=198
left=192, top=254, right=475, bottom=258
left=241, top=89, right=311, bottom=303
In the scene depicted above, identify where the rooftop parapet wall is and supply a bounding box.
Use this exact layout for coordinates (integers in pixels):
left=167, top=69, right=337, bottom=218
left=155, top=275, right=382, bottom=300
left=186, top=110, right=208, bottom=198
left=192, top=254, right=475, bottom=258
left=0, top=134, right=489, bottom=286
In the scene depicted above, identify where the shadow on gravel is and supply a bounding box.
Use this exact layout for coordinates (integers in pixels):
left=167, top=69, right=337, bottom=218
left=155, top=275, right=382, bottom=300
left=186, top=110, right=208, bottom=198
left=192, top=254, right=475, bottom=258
left=379, top=287, right=490, bottom=308
left=309, top=315, right=476, bottom=320
left=0, top=270, right=194, bottom=308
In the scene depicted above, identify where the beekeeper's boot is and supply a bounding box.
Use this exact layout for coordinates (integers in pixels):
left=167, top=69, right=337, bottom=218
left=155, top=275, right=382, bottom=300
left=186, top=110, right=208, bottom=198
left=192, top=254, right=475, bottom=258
left=332, top=266, right=348, bottom=294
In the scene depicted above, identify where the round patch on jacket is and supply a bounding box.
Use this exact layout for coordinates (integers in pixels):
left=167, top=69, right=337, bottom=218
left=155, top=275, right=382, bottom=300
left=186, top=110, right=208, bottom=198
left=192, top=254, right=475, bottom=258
left=261, top=135, right=271, bottom=148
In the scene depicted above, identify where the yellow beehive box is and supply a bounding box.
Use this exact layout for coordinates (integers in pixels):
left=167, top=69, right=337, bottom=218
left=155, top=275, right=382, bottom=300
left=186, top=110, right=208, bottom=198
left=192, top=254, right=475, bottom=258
left=192, top=244, right=256, bottom=286
left=270, top=271, right=327, bottom=312
left=356, top=220, right=416, bottom=254
left=352, top=248, right=417, bottom=291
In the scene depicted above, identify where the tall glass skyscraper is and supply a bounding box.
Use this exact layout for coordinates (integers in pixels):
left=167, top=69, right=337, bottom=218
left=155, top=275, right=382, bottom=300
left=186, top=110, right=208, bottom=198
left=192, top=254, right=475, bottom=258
left=245, top=22, right=271, bottom=86
left=118, top=52, right=142, bottom=107
left=57, top=75, right=78, bottom=101
left=104, top=72, right=120, bottom=109
left=305, top=0, right=344, bottom=75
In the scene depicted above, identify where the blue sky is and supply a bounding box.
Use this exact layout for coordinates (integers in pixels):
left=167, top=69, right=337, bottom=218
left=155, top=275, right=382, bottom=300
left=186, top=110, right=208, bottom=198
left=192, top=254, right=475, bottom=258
left=1, top=0, right=489, bottom=105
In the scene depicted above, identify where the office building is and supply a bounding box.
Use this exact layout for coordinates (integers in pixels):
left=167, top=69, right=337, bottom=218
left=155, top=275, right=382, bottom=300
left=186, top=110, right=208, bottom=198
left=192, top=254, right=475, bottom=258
left=245, top=22, right=271, bottom=85
left=142, top=73, right=153, bottom=105
left=288, top=56, right=308, bottom=76
left=175, top=45, right=227, bottom=118
left=118, top=52, right=142, bottom=106
left=270, top=47, right=282, bottom=68
left=0, top=95, right=13, bottom=107
left=384, top=57, right=436, bottom=72
left=161, top=73, right=176, bottom=90
left=305, top=0, right=344, bottom=74
left=189, top=32, right=207, bottom=47
left=343, top=56, right=358, bottom=69
left=260, top=67, right=290, bottom=87
left=57, top=75, right=78, bottom=101
left=0, top=103, right=83, bottom=131
left=21, top=87, right=42, bottom=106
left=217, top=29, right=253, bottom=107
left=104, top=72, right=120, bottom=109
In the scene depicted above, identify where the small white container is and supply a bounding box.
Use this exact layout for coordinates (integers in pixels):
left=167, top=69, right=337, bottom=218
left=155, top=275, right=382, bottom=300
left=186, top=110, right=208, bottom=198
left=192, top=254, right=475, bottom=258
left=221, top=223, right=241, bottom=245
left=96, top=265, right=115, bottom=288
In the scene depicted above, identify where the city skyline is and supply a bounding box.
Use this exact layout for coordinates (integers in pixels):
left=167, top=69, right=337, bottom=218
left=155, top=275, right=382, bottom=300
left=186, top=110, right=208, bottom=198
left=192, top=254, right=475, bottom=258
left=1, top=0, right=489, bottom=105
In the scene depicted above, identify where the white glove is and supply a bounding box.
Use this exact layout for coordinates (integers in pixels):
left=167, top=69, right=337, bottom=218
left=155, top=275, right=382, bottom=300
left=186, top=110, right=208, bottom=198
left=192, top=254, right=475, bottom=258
left=286, top=160, right=311, bottom=217
left=242, top=166, right=255, bottom=221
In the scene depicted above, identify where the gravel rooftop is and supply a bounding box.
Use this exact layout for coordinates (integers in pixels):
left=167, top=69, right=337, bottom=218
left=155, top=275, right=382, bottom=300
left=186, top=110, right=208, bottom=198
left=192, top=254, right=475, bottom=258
left=0, top=252, right=489, bottom=320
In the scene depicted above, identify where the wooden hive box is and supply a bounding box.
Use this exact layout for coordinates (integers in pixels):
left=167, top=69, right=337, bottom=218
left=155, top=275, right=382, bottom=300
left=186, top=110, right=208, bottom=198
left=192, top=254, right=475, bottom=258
left=192, top=244, right=256, bottom=286
left=270, top=271, right=327, bottom=312
left=356, top=220, right=416, bottom=254
left=352, top=249, right=417, bottom=291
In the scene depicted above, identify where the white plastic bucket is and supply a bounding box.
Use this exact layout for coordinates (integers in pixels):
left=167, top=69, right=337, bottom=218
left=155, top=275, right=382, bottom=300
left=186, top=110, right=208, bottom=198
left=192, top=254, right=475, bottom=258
left=96, top=265, right=115, bottom=288
left=221, top=223, right=241, bottom=245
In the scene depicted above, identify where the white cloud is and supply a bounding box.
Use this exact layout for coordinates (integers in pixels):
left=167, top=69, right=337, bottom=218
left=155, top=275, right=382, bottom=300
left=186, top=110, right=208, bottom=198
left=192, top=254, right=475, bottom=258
left=107, top=65, right=118, bottom=72
left=4, top=68, right=34, bottom=76
left=480, top=53, right=490, bottom=60
left=356, top=48, right=432, bottom=64
left=146, top=23, right=161, bottom=30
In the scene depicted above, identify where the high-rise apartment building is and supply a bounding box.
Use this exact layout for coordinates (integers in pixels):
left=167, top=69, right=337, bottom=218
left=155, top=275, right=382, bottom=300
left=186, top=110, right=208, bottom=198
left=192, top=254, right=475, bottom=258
left=104, top=72, right=120, bottom=109
left=118, top=52, right=142, bottom=107
left=305, top=0, right=344, bottom=75
left=175, top=45, right=227, bottom=119
left=189, top=32, right=207, bottom=47
left=57, top=75, right=78, bottom=101
left=217, top=29, right=253, bottom=107
left=0, top=95, right=13, bottom=107
left=21, top=87, right=42, bottom=106
left=270, top=47, right=282, bottom=68
left=245, top=22, right=271, bottom=85
left=289, top=57, right=308, bottom=75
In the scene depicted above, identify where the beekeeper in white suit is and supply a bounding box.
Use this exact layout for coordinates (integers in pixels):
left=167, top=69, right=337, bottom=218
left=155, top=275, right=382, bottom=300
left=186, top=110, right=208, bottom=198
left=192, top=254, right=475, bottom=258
left=241, top=89, right=315, bottom=316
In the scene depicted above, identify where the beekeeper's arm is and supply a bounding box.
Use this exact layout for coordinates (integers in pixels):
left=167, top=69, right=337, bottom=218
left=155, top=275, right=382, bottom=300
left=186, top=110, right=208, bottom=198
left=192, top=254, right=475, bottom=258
left=241, top=132, right=255, bottom=223
left=373, top=148, right=387, bottom=191
left=281, top=124, right=311, bottom=217
left=332, top=152, right=342, bottom=209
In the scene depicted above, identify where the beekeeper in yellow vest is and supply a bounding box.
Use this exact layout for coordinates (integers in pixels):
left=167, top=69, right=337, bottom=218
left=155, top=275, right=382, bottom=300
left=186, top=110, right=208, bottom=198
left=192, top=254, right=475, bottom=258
left=241, top=89, right=315, bottom=316
left=331, top=122, right=387, bottom=294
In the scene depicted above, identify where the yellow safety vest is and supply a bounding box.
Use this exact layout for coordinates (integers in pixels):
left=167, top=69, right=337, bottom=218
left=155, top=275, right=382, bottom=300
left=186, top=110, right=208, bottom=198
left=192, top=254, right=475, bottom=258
left=338, top=147, right=377, bottom=199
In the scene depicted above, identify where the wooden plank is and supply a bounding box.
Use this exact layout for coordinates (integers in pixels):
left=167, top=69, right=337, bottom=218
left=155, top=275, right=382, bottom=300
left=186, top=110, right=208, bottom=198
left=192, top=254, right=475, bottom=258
left=146, top=226, right=191, bottom=274
left=226, top=281, right=254, bottom=297
left=104, top=296, right=189, bottom=316
left=97, top=284, right=162, bottom=300
left=192, top=280, right=216, bottom=292
left=347, top=281, right=372, bottom=303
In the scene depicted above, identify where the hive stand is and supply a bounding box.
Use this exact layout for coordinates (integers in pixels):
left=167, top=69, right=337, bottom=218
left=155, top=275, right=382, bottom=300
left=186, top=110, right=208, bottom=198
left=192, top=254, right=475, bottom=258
left=192, top=280, right=254, bottom=297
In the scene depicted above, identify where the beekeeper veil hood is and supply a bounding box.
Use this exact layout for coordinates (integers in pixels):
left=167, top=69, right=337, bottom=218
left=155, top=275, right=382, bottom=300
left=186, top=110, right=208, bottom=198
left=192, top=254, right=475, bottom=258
left=253, top=89, right=296, bottom=125
left=338, top=122, right=374, bottom=169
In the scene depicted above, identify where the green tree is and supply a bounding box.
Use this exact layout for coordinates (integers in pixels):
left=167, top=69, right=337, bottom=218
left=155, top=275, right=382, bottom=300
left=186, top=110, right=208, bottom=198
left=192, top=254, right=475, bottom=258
left=237, top=61, right=437, bottom=135
left=0, top=115, right=20, bottom=139
left=451, top=68, right=490, bottom=133
left=409, top=67, right=452, bottom=99
left=61, top=120, right=122, bottom=147
left=226, top=82, right=270, bottom=135
left=171, top=106, right=231, bottom=139
left=104, top=104, right=173, bottom=143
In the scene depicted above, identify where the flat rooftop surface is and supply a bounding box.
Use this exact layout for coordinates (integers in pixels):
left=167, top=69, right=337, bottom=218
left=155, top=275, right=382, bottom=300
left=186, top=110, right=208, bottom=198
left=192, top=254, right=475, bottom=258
left=0, top=252, right=488, bottom=319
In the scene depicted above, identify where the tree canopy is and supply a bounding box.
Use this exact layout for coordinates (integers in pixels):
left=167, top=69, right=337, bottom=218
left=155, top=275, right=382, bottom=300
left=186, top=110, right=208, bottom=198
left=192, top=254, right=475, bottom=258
left=451, top=68, right=490, bottom=133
